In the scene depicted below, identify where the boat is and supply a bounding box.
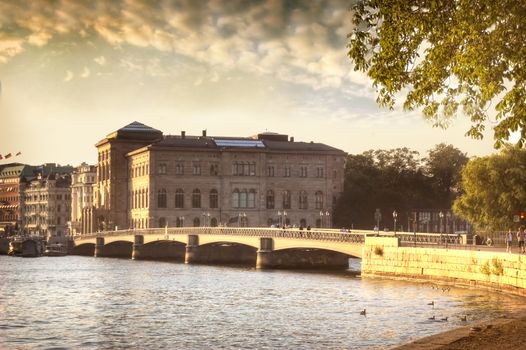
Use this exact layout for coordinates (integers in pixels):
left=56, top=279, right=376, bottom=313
left=43, top=243, right=67, bottom=257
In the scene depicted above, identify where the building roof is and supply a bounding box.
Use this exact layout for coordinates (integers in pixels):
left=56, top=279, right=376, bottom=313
left=0, top=164, right=35, bottom=179
left=100, top=121, right=163, bottom=145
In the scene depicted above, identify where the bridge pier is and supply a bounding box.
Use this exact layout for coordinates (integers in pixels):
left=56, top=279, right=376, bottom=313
left=185, top=235, right=200, bottom=264
left=256, top=238, right=274, bottom=269
left=94, top=237, right=105, bottom=257
left=132, top=234, right=144, bottom=260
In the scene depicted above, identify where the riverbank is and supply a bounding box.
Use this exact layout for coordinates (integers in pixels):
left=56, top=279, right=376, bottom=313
left=393, top=311, right=526, bottom=349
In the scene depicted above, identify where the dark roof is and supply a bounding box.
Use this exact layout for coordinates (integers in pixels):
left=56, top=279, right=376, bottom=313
left=0, top=164, right=35, bottom=179
left=151, top=135, right=217, bottom=149
left=262, top=140, right=344, bottom=153
left=99, top=121, right=163, bottom=145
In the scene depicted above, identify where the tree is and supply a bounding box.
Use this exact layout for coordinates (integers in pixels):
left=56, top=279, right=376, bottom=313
left=348, top=1, right=526, bottom=148
left=423, top=143, right=469, bottom=208
left=453, top=147, right=526, bottom=230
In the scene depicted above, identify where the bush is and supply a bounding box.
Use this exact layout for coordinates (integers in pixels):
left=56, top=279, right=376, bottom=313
left=374, top=246, right=384, bottom=256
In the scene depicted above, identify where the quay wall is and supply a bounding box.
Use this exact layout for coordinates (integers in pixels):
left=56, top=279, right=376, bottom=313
left=362, top=237, right=526, bottom=296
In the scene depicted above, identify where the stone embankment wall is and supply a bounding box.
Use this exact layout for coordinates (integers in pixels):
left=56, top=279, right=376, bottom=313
left=362, top=237, right=526, bottom=296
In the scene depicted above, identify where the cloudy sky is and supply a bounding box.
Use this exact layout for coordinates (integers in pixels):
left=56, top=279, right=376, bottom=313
left=0, top=0, right=498, bottom=166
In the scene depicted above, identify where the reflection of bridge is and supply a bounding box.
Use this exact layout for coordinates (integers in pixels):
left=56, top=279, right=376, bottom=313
left=72, top=228, right=466, bottom=269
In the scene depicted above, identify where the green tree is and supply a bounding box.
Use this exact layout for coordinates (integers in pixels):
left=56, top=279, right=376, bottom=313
left=453, top=147, right=526, bottom=230
left=423, top=143, right=469, bottom=207
left=348, top=1, right=526, bottom=148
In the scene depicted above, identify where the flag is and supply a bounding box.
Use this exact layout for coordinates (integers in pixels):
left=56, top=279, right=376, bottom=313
left=4, top=153, right=11, bottom=159
left=15, top=152, right=21, bottom=156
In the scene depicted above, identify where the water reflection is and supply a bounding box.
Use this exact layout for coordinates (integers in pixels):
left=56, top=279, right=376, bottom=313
left=0, top=256, right=523, bottom=349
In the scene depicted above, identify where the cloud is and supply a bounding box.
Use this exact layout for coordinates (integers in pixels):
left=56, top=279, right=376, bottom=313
left=0, top=0, right=366, bottom=93
left=80, top=66, right=90, bottom=78
left=63, top=70, right=74, bottom=82
left=94, top=56, right=106, bottom=65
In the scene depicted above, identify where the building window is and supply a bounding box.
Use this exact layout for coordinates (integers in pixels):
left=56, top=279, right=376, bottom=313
left=158, top=188, right=167, bottom=208
left=284, top=167, right=291, bottom=177
left=210, top=164, right=219, bottom=176
left=232, top=189, right=239, bottom=208
left=176, top=163, right=184, bottom=175
left=175, top=189, right=184, bottom=208
left=211, top=217, right=218, bottom=227
left=248, top=189, right=256, bottom=208
left=193, top=217, right=200, bottom=227
left=282, top=190, right=291, bottom=209
left=300, top=166, right=308, bottom=177
left=239, top=190, right=247, bottom=208
left=267, top=166, right=275, bottom=177
left=233, top=162, right=256, bottom=176
left=315, top=191, right=323, bottom=209
left=209, top=189, right=218, bottom=208
left=176, top=217, right=184, bottom=227
left=192, top=162, right=201, bottom=176
left=192, top=189, right=201, bottom=208
left=299, top=191, right=308, bottom=209
left=266, top=190, right=275, bottom=209
left=158, top=163, right=167, bottom=175
left=159, top=217, right=166, bottom=228
left=316, top=167, right=324, bottom=178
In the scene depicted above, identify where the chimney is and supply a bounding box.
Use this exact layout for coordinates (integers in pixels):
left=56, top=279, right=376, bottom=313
left=290, top=136, right=294, bottom=142
left=181, top=131, right=186, bottom=139
left=202, top=130, right=207, bottom=137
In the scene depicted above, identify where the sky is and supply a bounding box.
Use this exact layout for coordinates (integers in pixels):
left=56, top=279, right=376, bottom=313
left=0, top=0, right=501, bottom=167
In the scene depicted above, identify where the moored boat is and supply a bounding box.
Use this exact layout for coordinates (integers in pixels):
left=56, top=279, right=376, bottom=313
left=43, top=243, right=67, bottom=257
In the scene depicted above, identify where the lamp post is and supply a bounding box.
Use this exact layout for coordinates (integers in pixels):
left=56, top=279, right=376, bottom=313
left=239, top=212, right=246, bottom=227
left=278, top=210, right=282, bottom=227
left=393, top=210, right=398, bottom=235
left=283, top=211, right=287, bottom=228
left=325, top=211, right=330, bottom=228
left=439, top=211, right=444, bottom=246
left=446, top=212, right=451, bottom=248
left=374, top=209, right=381, bottom=233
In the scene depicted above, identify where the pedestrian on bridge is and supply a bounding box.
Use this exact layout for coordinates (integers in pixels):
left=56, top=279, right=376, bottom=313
left=506, top=229, right=513, bottom=253
left=517, top=227, right=525, bottom=254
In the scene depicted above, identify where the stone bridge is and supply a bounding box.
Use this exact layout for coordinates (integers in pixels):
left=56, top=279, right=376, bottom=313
left=72, top=227, right=466, bottom=269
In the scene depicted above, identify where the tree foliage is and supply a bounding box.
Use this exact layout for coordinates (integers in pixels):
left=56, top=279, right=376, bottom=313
left=348, top=1, right=526, bottom=148
left=334, top=145, right=467, bottom=229
left=453, top=147, right=526, bottom=230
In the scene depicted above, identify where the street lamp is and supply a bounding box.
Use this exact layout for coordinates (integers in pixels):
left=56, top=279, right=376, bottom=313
left=238, top=212, right=246, bottom=227
left=283, top=211, right=287, bottom=227
left=325, top=211, right=330, bottom=228
left=319, top=211, right=324, bottom=228
left=374, top=209, right=381, bottom=233
left=439, top=211, right=444, bottom=246
left=446, top=212, right=451, bottom=248
left=393, top=210, right=398, bottom=235
left=278, top=210, right=282, bottom=227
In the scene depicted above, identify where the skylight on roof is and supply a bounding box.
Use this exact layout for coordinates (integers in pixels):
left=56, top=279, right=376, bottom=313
left=214, top=139, right=265, bottom=148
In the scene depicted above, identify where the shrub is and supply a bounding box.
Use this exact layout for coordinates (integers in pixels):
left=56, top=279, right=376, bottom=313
left=374, top=246, right=384, bottom=256
left=491, top=257, right=504, bottom=275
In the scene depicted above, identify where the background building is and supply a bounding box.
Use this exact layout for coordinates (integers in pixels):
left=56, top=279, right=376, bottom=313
left=0, top=163, right=35, bottom=235
left=23, top=173, right=72, bottom=240
left=70, top=163, right=96, bottom=235
left=91, top=122, right=346, bottom=232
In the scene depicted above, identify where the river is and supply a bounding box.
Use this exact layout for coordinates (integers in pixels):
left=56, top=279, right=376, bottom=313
left=0, top=256, right=523, bottom=349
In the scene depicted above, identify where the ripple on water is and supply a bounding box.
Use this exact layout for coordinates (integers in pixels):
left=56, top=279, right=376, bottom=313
left=1, top=255, right=525, bottom=350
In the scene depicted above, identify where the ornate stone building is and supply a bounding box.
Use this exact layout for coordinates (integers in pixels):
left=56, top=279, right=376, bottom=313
left=23, top=173, right=72, bottom=239
left=0, top=163, right=34, bottom=235
left=70, top=163, right=96, bottom=234
left=91, top=122, right=345, bottom=231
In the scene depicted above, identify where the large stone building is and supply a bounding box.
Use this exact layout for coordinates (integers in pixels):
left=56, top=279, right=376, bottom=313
left=70, top=163, right=96, bottom=235
left=90, top=122, right=346, bottom=232
left=0, top=163, right=34, bottom=235
left=23, top=173, right=72, bottom=239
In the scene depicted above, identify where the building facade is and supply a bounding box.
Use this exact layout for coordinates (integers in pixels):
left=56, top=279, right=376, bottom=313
left=23, top=173, right=72, bottom=239
left=91, top=122, right=346, bottom=232
left=0, top=163, right=35, bottom=235
left=70, top=163, right=96, bottom=234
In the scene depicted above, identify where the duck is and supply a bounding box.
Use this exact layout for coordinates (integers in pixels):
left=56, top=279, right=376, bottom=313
left=427, top=301, right=435, bottom=307
left=441, top=317, right=448, bottom=321
left=460, top=315, right=467, bottom=322
left=428, top=315, right=435, bottom=320
left=360, top=309, right=366, bottom=316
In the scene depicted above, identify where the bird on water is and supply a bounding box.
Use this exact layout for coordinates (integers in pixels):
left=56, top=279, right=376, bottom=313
left=360, top=309, right=366, bottom=316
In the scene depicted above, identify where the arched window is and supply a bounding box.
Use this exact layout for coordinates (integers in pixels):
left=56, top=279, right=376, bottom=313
left=315, top=191, right=323, bottom=209
left=211, top=217, right=218, bottom=227
left=159, top=217, right=166, bottom=228
left=299, top=191, right=308, bottom=209
left=239, top=190, right=247, bottom=208
left=157, top=188, right=167, bottom=208
left=248, top=189, right=256, bottom=208
left=266, top=190, right=274, bottom=209
left=192, top=189, right=201, bottom=208
left=300, top=218, right=307, bottom=227
left=193, top=217, right=200, bottom=227
left=282, top=190, right=291, bottom=209
left=175, top=189, right=184, bottom=208
left=209, top=189, right=218, bottom=208
left=232, top=189, right=239, bottom=208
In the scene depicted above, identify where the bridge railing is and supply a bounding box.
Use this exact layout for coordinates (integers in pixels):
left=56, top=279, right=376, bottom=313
left=73, top=227, right=463, bottom=246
